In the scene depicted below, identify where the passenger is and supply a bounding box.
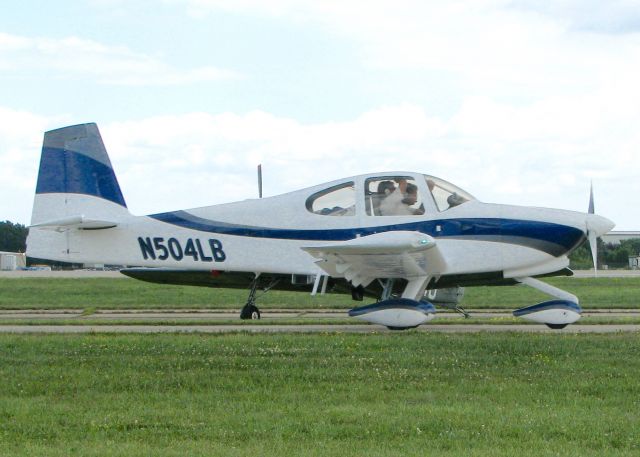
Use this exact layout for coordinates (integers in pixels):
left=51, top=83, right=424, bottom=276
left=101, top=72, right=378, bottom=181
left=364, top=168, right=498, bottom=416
left=379, top=179, right=405, bottom=215
left=377, top=180, right=395, bottom=195
left=379, top=179, right=422, bottom=215
left=371, top=181, right=395, bottom=215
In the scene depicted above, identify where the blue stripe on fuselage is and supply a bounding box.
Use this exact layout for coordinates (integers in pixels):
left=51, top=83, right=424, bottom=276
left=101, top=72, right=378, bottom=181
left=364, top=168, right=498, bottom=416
left=149, top=211, right=585, bottom=257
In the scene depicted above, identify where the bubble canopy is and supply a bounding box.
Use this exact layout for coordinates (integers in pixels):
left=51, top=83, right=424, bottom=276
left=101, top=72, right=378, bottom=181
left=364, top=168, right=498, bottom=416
left=305, top=173, right=477, bottom=217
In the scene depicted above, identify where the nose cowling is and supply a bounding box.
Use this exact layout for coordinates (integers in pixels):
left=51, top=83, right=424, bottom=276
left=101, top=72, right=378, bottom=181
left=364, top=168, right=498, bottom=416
left=586, top=214, right=615, bottom=237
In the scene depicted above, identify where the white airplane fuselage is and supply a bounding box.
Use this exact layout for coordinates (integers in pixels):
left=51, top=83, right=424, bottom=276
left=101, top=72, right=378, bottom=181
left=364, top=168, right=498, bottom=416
left=29, top=174, right=608, bottom=281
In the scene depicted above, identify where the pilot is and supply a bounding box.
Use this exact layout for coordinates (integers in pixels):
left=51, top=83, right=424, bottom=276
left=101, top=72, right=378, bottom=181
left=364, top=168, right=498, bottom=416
left=404, top=184, right=425, bottom=215
left=447, top=192, right=465, bottom=208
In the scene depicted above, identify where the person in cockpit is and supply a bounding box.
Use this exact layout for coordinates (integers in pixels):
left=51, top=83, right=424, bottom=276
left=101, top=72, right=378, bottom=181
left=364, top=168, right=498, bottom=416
left=379, top=179, right=423, bottom=216
left=379, top=179, right=405, bottom=215
left=404, top=184, right=425, bottom=215
left=447, top=192, right=465, bottom=208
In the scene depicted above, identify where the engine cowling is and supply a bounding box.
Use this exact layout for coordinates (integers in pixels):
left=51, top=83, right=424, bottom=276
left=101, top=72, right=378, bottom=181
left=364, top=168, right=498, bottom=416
left=349, top=298, right=436, bottom=330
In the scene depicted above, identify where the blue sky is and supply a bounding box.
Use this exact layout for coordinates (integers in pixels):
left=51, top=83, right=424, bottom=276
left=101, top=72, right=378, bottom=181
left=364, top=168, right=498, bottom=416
left=1, top=0, right=639, bottom=230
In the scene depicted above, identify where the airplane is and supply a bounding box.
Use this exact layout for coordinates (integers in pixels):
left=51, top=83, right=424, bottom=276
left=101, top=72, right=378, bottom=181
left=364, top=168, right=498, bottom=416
left=27, top=123, right=615, bottom=330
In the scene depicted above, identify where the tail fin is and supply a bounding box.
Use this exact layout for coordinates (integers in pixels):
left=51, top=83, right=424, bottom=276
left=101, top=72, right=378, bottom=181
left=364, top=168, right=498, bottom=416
left=30, top=123, right=130, bottom=226
left=35, top=123, right=126, bottom=208
left=28, top=123, right=131, bottom=262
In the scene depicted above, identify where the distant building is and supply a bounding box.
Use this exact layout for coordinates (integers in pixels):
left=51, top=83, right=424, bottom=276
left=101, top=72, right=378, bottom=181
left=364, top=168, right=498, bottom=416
left=602, top=231, right=640, bottom=245
left=0, top=251, right=27, bottom=271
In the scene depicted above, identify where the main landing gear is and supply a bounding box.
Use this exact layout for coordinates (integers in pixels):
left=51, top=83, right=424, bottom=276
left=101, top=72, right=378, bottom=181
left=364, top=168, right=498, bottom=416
left=239, top=275, right=279, bottom=320
left=240, top=303, right=260, bottom=320
left=240, top=277, right=261, bottom=320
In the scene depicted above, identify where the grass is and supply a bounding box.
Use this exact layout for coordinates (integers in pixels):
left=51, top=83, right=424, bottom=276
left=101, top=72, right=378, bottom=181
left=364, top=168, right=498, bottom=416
left=1, top=276, right=639, bottom=310
left=0, top=333, right=639, bottom=456
left=466, top=277, right=640, bottom=309
left=0, top=277, right=349, bottom=309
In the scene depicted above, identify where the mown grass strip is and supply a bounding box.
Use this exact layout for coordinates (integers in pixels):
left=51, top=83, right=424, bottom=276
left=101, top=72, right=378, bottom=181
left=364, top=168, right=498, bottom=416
left=1, top=277, right=639, bottom=310
left=0, top=333, right=639, bottom=456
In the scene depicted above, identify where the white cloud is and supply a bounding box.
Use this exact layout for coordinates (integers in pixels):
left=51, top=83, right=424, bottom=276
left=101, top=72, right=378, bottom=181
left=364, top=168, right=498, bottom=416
left=0, top=32, right=241, bottom=86
left=3, top=1, right=640, bottom=228
left=167, top=1, right=640, bottom=96
left=2, top=101, right=638, bottom=229
left=509, top=0, right=640, bottom=34
left=94, top=102, right=637, bottom=230
left=0, top=108, right=66, bottom=222
left=100, top=105, right=444, bottom=212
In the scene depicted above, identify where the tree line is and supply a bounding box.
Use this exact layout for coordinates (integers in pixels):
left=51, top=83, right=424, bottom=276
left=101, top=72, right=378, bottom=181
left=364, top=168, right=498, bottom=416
left=569, top=238, right=640, bottom=270
left=0, top=220, right=28, bottom=252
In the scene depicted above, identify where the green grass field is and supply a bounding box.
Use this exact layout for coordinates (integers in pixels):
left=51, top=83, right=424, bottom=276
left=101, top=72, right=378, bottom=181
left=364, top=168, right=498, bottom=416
left=1, top=276, right=639, bottom=310
left=1, top=333, right=639, bottom=456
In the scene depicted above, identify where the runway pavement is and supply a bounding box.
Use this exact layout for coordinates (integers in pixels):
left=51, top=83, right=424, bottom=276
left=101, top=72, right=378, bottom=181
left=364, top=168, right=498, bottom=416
left=0, top=324, right=639, bottom=334
left=1, top=308, right=639, bottom=333
left=1, top=309, right=639, bottom=320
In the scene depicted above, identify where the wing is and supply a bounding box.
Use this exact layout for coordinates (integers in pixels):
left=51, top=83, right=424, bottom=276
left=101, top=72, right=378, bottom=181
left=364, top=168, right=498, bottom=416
left=301, top=231, right=447, bottom=288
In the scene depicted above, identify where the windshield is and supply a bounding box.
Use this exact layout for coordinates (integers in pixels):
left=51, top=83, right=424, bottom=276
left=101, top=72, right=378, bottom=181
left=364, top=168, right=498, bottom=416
left=424, top=175, right=476, bottom=211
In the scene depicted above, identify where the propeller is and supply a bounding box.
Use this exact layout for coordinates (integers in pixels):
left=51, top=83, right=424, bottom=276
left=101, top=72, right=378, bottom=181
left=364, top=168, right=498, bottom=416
left=586, top=181, right=599, bottom=276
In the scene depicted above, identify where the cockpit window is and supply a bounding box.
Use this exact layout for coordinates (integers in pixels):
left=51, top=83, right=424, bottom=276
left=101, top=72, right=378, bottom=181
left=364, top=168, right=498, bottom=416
left=306, top=182, right=356, bottom=216
left=365, top=177, right=424, bottom=216
left=424, top=175, right=476, bottom=211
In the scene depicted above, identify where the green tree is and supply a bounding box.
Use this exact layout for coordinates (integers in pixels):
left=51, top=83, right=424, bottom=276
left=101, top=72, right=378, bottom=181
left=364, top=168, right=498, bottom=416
left=0, top=220, right=28, bottom=252
left=602, top=239, right=640, bottom=268
left=570, top=238, right=640, bottom=269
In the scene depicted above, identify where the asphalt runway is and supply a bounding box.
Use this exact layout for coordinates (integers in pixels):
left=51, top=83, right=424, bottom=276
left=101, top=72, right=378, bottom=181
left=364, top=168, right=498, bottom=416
left=1, top=324, right=639, bottom=333
left=1, top=309, right=639, bottom=333
left=1, top=309, right=639, bottom=320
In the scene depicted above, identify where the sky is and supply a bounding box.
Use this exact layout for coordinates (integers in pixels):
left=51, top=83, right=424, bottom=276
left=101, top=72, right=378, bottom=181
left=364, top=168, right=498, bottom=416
left=1, top=0, right=639, bottom=229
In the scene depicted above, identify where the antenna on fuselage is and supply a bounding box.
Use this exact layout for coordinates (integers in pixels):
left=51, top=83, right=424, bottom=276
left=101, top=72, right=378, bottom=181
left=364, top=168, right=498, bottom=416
left=257, top=164, right=263, bottom=198
left=587, top=180, right=598, bottom=277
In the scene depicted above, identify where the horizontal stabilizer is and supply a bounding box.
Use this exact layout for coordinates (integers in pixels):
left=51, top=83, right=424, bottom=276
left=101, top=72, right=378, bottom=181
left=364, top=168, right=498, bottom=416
left=30, top=215, right=118, bottom=230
